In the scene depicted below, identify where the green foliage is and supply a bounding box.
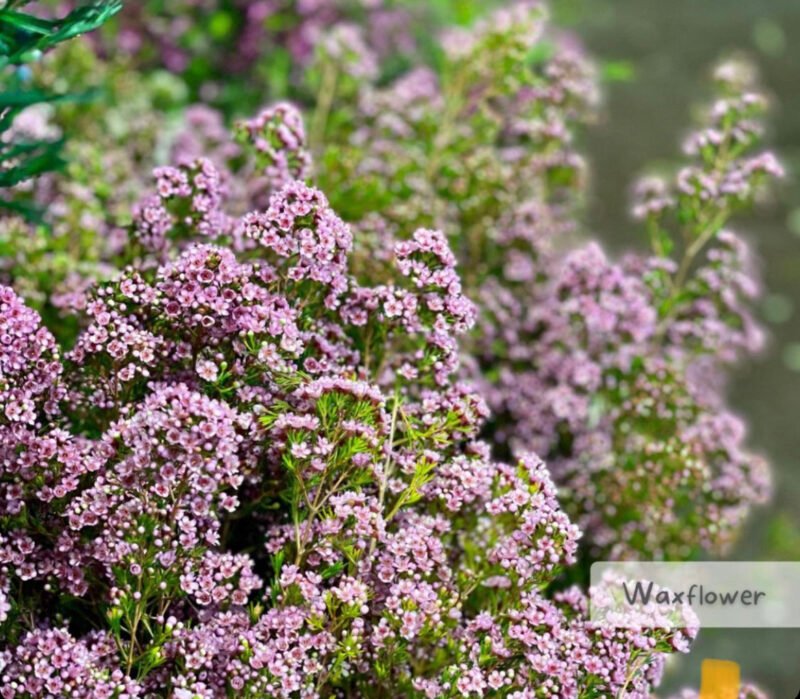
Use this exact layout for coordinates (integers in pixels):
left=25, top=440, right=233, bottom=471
left=0, top=1, right=122, bottom=215
left=0, top=1, right=121, bottom=65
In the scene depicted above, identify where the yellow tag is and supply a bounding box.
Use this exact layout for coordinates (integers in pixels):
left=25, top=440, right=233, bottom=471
left=699, top=659, right=741, bottom=699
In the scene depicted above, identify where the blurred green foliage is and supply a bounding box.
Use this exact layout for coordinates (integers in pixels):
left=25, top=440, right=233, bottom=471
left=0, top=1, right=121, bottom=216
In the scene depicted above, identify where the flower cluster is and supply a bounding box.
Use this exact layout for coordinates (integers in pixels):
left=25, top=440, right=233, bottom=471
left=474, top=57, right=781, bottom=559
left=362, top=227, right=477, bottom=387
left=0, top=288, right=102, bottom=625
left=0, top=286, right=64, bottom=426
left=235, top=103, right=312, bottom=193
left=134, top=158, right=231, bottom=253
left=0, top=628, right=143, bottom=698
left=0, top=0, right=782, bottom=696
left=0, top=154, right=690, bottom=695
left=241, top=180, right=352, bottom=303
left=475, top=236, right=773, bottom=559
left=315, top=4, right=778, bottom=561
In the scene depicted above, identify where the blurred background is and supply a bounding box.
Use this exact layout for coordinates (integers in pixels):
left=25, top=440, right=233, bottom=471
left=554, top=0, right=800, bottom=692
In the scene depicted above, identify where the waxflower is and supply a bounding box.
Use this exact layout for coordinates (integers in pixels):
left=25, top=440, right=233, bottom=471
left=0, top=628, right=143, bottom=698
left=134, top=157, right=231, bottom=253
left=1, top=140, right=689, bottom=697
left=235, top=103, right=313, bottom=193
left=0, top=286, right=64, bottom=426
left=0, top=1, right=779, bottom=696
left=315, top=2, right=778, bottom=561
left=0, top=289, right=104, bottom=618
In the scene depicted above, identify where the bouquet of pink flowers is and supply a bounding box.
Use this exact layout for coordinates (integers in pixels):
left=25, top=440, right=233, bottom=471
left=0, top=1, right=783, bottom=696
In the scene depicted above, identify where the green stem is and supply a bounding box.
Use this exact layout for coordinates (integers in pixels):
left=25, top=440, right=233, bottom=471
left=309, top=61, right=339, bottom=155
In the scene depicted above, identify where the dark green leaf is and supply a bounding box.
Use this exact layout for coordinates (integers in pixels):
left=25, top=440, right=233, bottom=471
left=0, top=10, right=54, bottom=35
left=47, top=1, right=123, bottom=45
left=0, top=87, right=101, bottom=109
